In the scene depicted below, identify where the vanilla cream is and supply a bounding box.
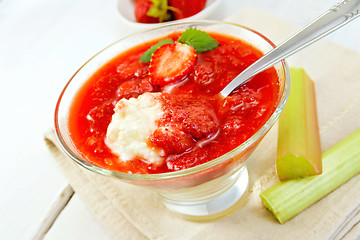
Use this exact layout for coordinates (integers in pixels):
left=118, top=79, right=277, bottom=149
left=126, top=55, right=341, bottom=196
left=105, top=92, right=165, bottom=165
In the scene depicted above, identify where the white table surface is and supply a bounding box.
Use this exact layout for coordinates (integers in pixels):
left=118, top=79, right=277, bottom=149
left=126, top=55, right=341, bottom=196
left=1, top=0, right=359, bottom=239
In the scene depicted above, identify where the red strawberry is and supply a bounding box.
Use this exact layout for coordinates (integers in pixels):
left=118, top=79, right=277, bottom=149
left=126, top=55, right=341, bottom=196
left=168, top=0, right=206, bottom=20
left=181, top=102, right=218, bottom=139
left=135, top=0, right=159, bottom=23
left=149, top=42, right=197, bottom=86
left=159, top=94, right=219, bottom=139
left=115, top=78, right=154, bottom=100
left=148, top=124, right=195, bottom=155
left=134, top=0, right=172, bottom=23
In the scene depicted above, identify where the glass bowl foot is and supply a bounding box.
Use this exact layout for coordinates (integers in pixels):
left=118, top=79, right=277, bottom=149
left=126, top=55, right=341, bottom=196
left=159, top=166, right=249, bottom=218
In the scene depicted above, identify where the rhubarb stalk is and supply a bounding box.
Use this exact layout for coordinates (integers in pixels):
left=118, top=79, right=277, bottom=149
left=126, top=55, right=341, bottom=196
left=276, top=68, right=322, bottom=181
left=260, top=128, right=360, bottom=223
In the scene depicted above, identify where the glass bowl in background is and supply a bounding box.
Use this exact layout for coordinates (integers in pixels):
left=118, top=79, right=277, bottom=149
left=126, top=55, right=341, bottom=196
left=55, top=21, right=290, bottom=219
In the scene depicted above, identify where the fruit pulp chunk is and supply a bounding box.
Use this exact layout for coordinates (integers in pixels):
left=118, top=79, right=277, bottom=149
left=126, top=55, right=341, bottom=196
left=68, top=32, right=281, bottom=174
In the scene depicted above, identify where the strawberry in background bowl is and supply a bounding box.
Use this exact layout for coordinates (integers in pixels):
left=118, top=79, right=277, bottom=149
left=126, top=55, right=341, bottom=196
left=118, top=0, right=221, bottom=26
left=168, top=0, right=206, bottom=20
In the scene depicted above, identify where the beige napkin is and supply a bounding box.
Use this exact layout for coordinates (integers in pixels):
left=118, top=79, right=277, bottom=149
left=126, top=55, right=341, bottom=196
left=45, top=7, right=360, bottom=240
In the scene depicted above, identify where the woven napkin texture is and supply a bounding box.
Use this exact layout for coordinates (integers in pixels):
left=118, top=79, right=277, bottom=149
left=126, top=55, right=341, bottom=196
left=45, top=7, right=360, bottom=240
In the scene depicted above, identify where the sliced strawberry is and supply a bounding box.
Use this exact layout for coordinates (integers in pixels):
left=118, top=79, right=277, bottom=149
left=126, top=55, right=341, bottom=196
left=149, top=42, right=197, bottom=86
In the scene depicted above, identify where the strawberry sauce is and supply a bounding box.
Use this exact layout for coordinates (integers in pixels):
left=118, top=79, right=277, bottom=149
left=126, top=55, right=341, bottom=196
left=68, top=32, right=280, bottom=174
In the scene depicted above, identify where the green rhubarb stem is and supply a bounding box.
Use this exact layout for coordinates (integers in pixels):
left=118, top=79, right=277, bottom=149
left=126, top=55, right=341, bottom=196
left=276, top=68, right=322, bottom=180
left=260, top=128, right=360, bottom=224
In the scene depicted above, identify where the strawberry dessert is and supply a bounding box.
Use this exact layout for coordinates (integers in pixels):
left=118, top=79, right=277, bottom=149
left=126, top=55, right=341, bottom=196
left=68, top=28, right=281, bottom=174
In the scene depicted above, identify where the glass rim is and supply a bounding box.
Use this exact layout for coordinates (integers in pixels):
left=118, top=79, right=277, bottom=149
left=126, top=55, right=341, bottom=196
left=54, top=20, right=291, bottom=182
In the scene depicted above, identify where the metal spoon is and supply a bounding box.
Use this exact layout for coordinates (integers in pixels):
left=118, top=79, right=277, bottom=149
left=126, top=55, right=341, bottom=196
left=220, top=0, right=360, bottom=97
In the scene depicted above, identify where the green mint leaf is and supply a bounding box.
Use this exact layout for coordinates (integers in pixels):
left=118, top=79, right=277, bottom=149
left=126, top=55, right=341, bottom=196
left=177, top=28, right=219, bottom=53
left=139, top=38, right=174, bottom=63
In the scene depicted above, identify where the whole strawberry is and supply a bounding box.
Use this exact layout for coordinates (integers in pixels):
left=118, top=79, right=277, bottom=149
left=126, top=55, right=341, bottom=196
left=134, top=0, right=173, bottom=23
left=168, top=0, right=206, bottom=20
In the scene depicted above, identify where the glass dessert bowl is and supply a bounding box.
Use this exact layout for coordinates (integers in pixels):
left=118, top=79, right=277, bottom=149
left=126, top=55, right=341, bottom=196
left=55, top=20, right=290, bottom=218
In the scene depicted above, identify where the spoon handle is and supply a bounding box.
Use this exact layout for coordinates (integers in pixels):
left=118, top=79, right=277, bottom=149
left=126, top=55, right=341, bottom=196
left=220, top=0, right=360, bottom=97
